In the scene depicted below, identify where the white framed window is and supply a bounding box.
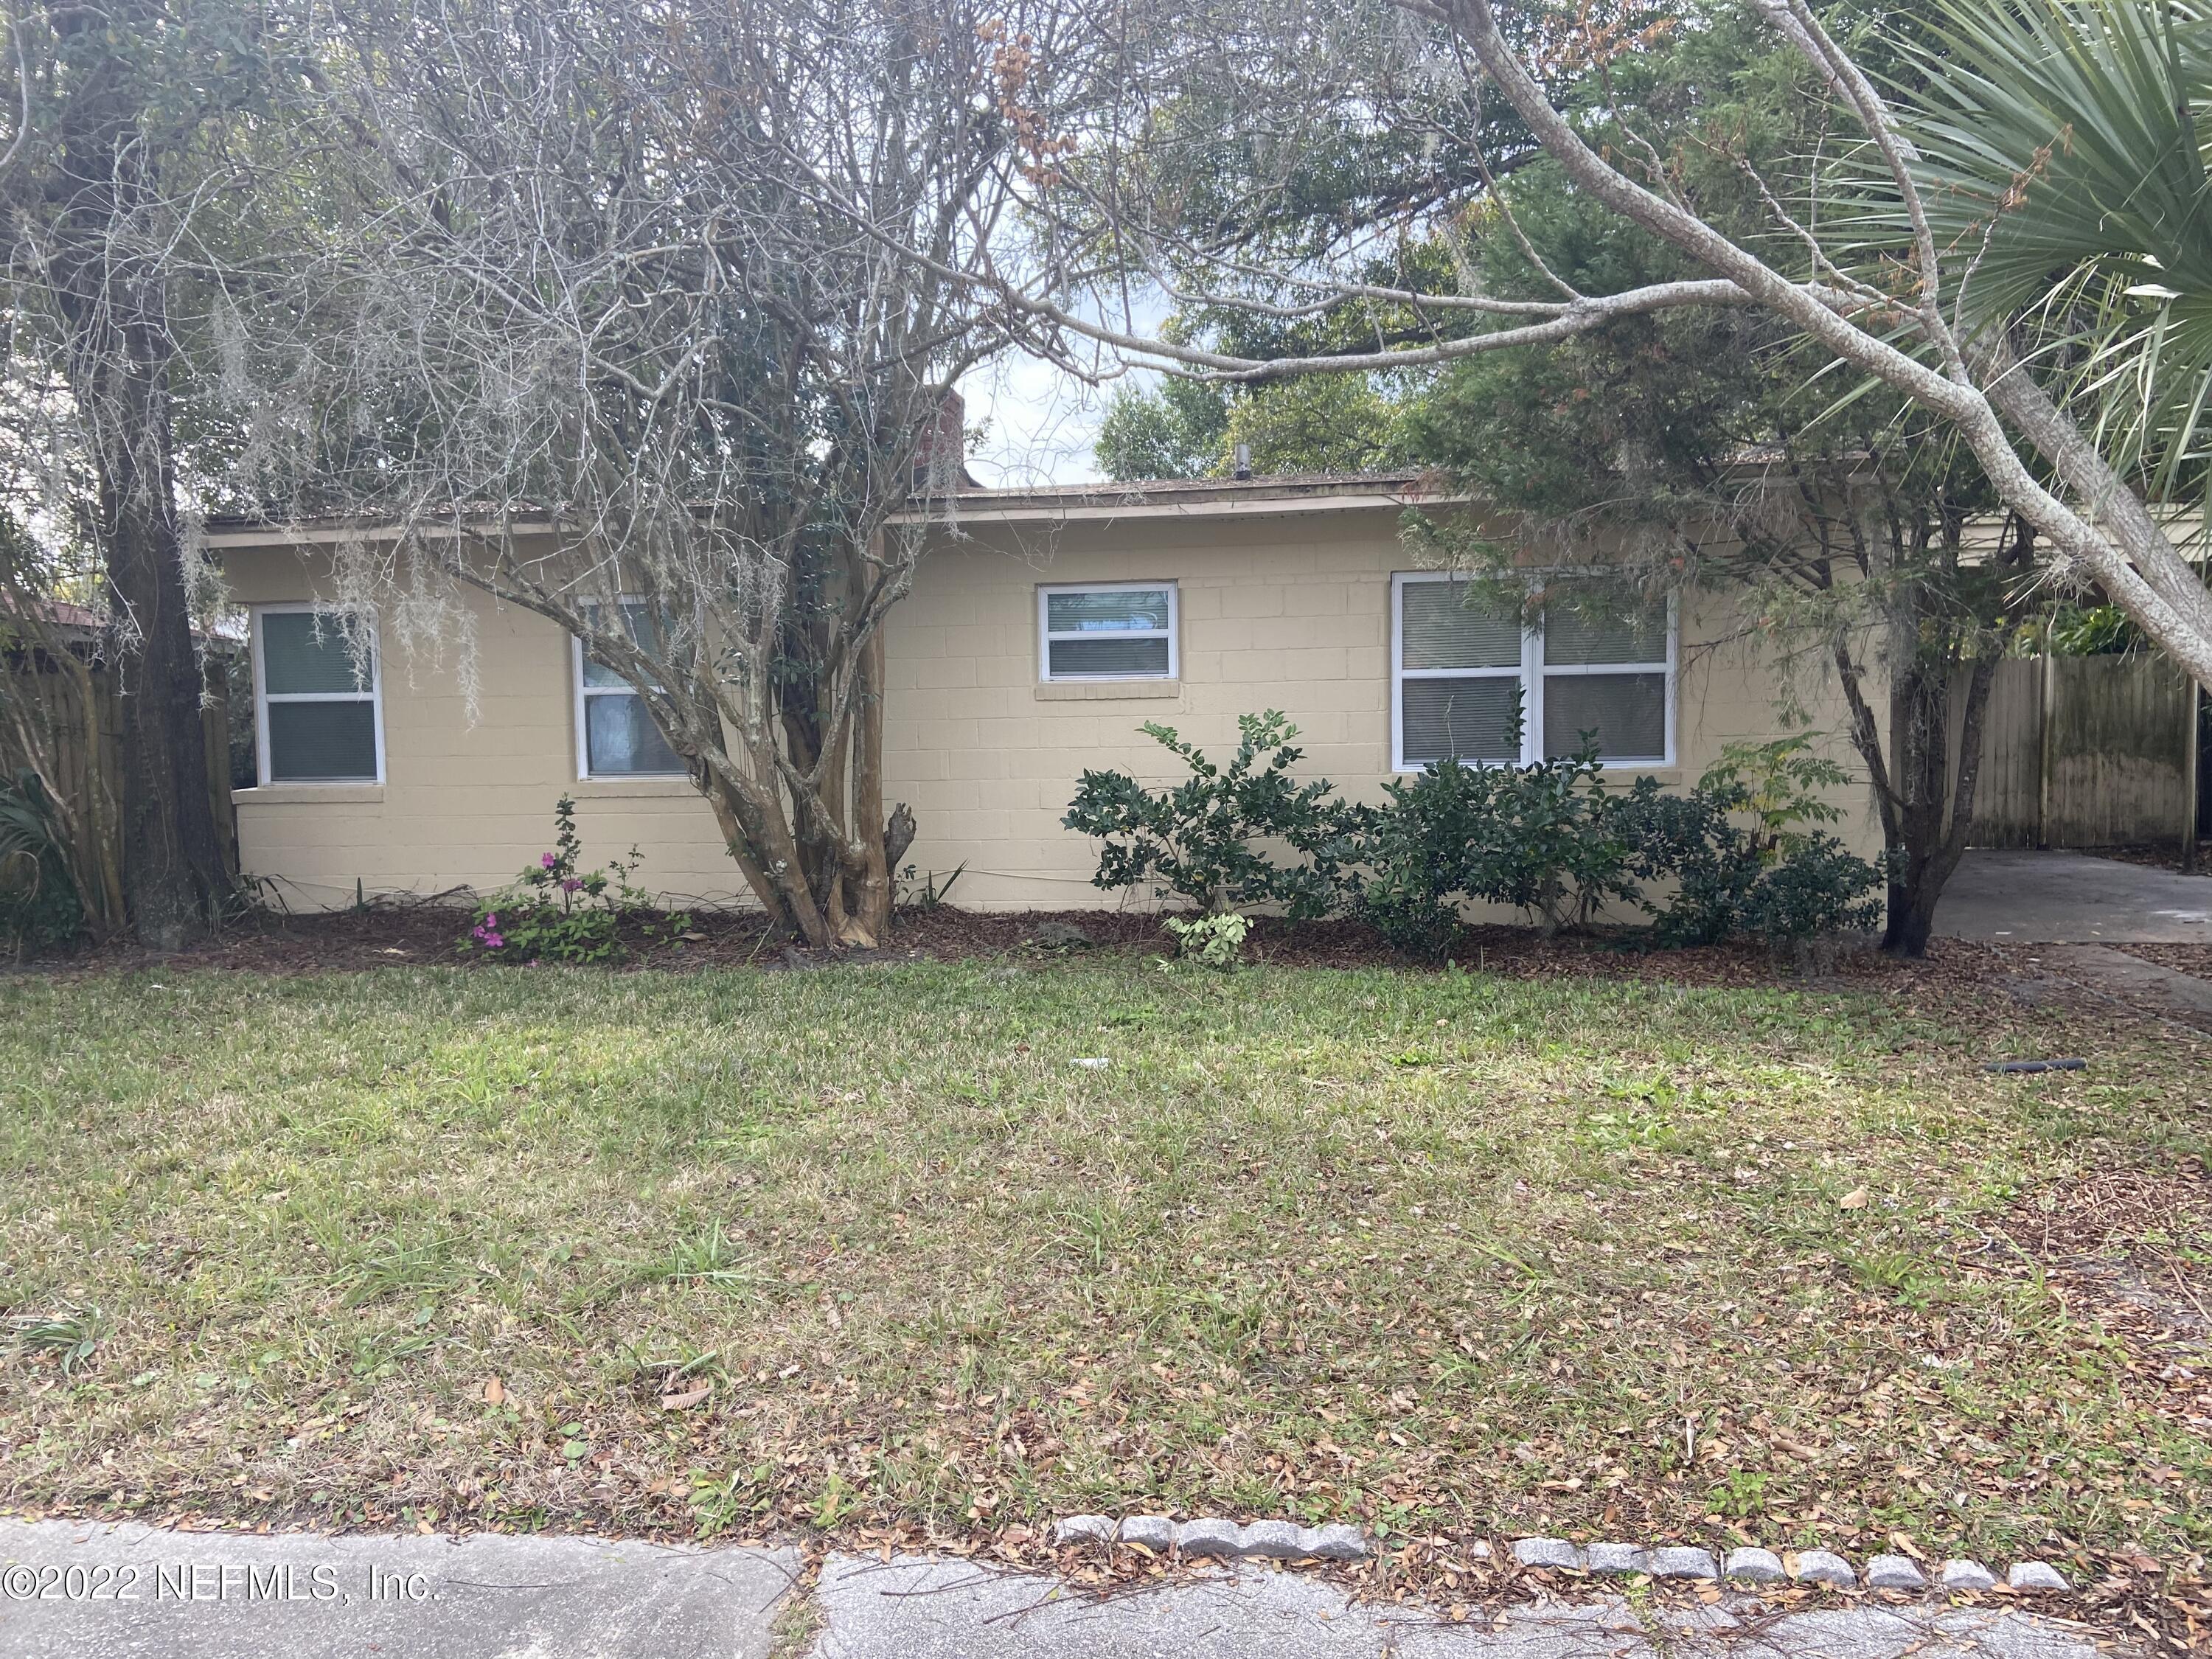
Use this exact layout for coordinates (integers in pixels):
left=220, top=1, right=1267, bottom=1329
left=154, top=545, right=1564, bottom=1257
left=1390, top=573, right=1674, bottom=772
left=1038, top=582, right=1178, bottom=681
left=573, top=599, right=685, bottom=779
left=251, top=604, right=384, bottom=785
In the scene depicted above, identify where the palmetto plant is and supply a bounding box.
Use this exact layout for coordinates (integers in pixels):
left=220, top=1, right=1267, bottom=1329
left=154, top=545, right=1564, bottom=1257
left=1899, top=0, right=2212, bottom=502
left=0, top=768, right=82, bottom=951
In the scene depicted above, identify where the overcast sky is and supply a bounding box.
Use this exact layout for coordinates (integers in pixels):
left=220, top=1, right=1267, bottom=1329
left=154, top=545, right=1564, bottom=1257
left=959, top=287, right=1175, bottom=487
left=963, top=350, right=1110, bottom=487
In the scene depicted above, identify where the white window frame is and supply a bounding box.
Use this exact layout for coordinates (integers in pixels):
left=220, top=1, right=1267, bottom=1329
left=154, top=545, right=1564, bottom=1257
left=571, top=602, right=686, bottom=781
left=1037, top=581, right=1180, bottom=683
left=1389, top=571, right=1676, bottom=773
left=251, top=602, right=385, bottom=787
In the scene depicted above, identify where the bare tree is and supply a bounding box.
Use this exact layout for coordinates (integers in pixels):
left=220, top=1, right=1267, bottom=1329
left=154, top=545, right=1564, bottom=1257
left=229, top=0, right=1094, bottom=947
left=950, top=0, right=2212, bottom=692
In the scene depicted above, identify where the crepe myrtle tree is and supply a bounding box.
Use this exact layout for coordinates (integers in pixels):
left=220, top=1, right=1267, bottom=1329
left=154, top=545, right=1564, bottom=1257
left=229, top=0, right=1089, bottom=948
left=950, top=0, right=2212, bottom=695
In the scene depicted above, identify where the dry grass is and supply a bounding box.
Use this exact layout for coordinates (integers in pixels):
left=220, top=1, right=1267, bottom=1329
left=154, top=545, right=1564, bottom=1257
left=0, top=953, right=2206, bottom=1590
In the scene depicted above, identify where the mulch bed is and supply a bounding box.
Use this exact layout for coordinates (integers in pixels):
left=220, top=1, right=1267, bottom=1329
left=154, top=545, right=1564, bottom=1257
left=13, top=897, right=2004, bottom=993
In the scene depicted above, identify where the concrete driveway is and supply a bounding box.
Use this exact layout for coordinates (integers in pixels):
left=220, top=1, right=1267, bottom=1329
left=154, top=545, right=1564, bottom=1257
left=1936, top=849, right=2212, bottom=942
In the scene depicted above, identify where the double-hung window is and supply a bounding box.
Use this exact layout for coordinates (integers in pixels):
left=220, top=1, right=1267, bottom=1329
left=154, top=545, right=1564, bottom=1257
left=252, top=605, right=383, bottom=785
left=1038, top=582, right=1178, bottom=681
left=574, top=599, right=684, bottom=779
left=1391, top=573, right=1674, bottom=771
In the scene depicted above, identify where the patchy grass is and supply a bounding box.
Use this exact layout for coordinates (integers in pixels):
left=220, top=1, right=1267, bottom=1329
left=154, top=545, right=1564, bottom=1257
left=0, top=956, right=2206, bottom=1580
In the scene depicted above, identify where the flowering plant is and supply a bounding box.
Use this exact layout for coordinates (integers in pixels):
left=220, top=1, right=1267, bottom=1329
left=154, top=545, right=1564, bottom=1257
left=459, top=796, right=690, bottom=964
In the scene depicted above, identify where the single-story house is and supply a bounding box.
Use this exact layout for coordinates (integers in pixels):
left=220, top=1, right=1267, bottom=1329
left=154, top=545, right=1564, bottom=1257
left=205, top=473, right=1873, bottom=914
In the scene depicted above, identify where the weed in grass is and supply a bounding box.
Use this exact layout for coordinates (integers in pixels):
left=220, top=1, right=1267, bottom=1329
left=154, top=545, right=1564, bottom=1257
left=8, top=1303, right=107, bottom=1375
left=642, top=1222, right=755, bottom=1295
left=690, top=1463, right=778, bottom=1539
left=337, top=1236, right=473, bottom=1310
left=1843, top=1248, right=1949, bottom=1308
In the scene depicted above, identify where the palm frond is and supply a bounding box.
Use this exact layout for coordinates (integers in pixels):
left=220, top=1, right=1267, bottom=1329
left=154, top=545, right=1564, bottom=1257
left=1885, top=0, right=2212, bottom=495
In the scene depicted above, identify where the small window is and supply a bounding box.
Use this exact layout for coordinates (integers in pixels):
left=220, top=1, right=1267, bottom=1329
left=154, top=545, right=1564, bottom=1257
left=574, top=600, right=684, bottom=779
left=1039, top=583, right=1177, bottom=681
left=253, top=605, right=383, bottom=784
left=1391, top=574, right=1673, bottom=771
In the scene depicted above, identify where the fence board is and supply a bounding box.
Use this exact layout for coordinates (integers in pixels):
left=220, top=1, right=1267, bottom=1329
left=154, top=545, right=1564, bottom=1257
left=2046, top=655, right=2194, bottom=848
left=1965, top=659, right=2043, bottom=848
left=1960, top=655, right=2194, bottom=850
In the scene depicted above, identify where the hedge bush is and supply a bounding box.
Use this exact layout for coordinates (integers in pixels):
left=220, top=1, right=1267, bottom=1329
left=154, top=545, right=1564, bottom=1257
left=1065, top=717, right=1882, bottom=958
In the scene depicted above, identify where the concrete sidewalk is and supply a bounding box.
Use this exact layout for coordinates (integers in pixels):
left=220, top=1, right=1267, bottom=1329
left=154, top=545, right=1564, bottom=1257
left=0, top=1521, right=2117, bottom=1659
left=0, top=1520, right=799, bottom=1659
left=810, top=1551, right=2106, bottom=1659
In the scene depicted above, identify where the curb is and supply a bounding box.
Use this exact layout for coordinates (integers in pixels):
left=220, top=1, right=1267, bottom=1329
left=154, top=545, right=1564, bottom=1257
left=1050, top=1517, right=2075, bottom=1599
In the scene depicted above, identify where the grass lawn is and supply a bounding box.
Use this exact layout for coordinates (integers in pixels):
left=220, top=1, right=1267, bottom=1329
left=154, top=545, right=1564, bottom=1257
left=1, top=953, right=2206, bottom=1589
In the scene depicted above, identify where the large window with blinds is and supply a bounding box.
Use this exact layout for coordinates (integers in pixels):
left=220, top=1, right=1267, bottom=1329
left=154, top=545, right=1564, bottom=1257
left=1037, top=583, right=1178, bottom=681
left=1391, top=573, right=1674, bottom=772
left=251, top=605, right=383, bottom=785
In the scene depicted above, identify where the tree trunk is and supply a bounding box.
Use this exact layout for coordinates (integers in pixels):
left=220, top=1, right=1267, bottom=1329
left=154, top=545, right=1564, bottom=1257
left=1875, top=636, right=1994, bottom=959
left=838, top=624, right=894, bottom=947
left=48, top=6, right=236, bottom=947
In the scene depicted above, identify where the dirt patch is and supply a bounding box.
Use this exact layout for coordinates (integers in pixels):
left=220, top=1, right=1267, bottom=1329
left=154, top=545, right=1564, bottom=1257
left=1986, top=1163, right=2212, bottom=1347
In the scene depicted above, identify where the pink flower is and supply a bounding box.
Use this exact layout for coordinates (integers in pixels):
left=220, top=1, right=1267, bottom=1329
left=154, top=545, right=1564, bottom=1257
left=561, top=877, right=582, bottom=893
left=541, top=853, right=558, bottom=869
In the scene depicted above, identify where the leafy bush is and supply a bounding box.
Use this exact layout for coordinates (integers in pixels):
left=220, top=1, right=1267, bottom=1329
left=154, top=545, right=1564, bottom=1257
left=459, top=795, right=689, bottom=964
left=0, top=769, right=83, bottom=955
left=1062, top=712, right=1357, bottom=917
left=1161, top=910, right=1251, bottom=970
left=1062, top=714, right=1882, bottom=959
left=1348, top=705, right=1638, bottom=954
left=1629, top=739, right=1883, bottom=947
left=1347, top=758, right=1492, bottom=959
left=1460, top=739, right=1640, bottom=935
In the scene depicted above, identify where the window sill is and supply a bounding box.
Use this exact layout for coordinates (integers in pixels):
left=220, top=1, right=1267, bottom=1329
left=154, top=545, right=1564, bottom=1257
left=1035, top=678, right=1183, bottom=702
left=1389, top=765, right=1683, bottom=787
left=568, top=776, right=698, bottom=800
left=236, top=783, right=385, bottom=805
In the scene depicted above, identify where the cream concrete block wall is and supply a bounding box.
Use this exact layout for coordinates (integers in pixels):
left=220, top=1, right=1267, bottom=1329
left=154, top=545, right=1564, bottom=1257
left=219, top=501, right=1879, bottom=914
left=221, top=545, right=748, bottom=912
left=883, top=505, right=1879, bottom=913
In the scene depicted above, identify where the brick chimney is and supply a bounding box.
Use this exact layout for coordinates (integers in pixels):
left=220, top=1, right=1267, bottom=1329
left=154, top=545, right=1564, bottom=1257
left=913, top=389, right=973, bottom=494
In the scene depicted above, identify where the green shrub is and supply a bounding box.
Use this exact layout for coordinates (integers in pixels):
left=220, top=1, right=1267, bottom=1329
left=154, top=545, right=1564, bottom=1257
left=0, top=769, right=83, bottom=955
left=459, top=795, right=689, bottom=964
left=1062, top=712, right=1357, bottom=917
left=1061, top=714, right=1882, bottom=958
left=1628, top=740, right=1883, bottom=947
left=1161, top=910, right=1250, bottom=970
left=1347, top=759, right=1490, bottom=958
left=1348, top=703, right=1639, bottom=953
left=1459, top=738, right=1639, bottom=935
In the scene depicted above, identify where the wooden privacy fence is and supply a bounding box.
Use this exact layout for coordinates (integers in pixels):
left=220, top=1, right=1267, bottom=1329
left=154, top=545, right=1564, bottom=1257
left=1, top=635, right=237, bottom=937
left=1963, top=655, right=2203, bottom=850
